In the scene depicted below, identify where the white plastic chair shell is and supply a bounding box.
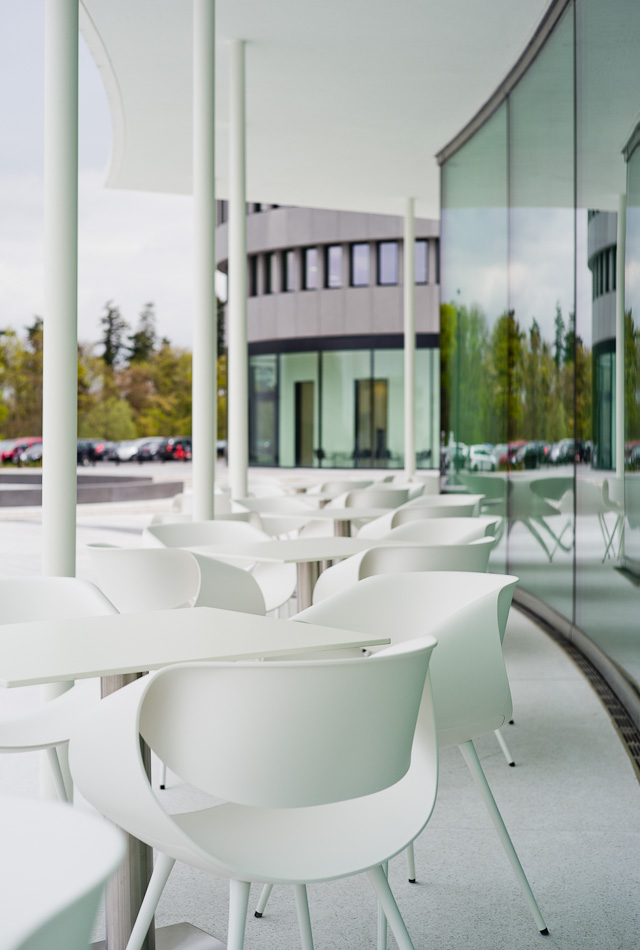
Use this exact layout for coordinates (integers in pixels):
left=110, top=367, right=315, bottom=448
left=312, top=539, right=494, bottom=604
left=1, top=797, right=125, bottom=950
left=381, top=516, right=499, bottom=543
left=345, top=488, right=410, bottom=508
left=70, top=643, right=438, bottom=950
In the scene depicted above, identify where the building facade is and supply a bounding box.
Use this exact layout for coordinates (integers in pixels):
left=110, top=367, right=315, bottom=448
left=216, top=204, right=440, bottom=469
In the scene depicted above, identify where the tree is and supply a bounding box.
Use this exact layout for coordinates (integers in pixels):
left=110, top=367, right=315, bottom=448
left=553, top=303, right=565, bottom=370
left=127, top=302, right=158, bottom=363
left=100, top=301, right=129, bottom=368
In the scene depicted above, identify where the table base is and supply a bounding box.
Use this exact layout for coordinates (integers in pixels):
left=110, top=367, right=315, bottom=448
left=92, top=922, right=226, bottom=950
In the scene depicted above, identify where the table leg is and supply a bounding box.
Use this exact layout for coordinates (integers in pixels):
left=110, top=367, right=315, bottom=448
left=296, top=560, right=322, bottom=611
left=101, top=673, right=156, bottom=950
left=333, top=520, right=351, bottom=537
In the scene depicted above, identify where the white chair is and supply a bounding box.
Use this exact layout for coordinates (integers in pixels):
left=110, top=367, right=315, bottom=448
left=312, top=538, right=494, bottom=603
left=70, top=641, right=438, bottom=950
left=88, top=545, right=266, bottom=616
left=2, top=796, right=125, bottom=950
left=345, top=487, right=410, bottom=508
left=391, top=501, right=479, bottom=525
left=381, top=516, right=499, bottom=543
left=255, top=573, right=547, bottom=936
left=0, top=578, right=117, bottom=802
left=143, top=520, right=296, bottom=614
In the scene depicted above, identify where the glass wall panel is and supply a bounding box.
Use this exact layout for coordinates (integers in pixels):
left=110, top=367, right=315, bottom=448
left=279, top=353, right=320, bottom=467
left=320, top=350, right=371, bottom=468
left=304, top=248, right=318, bottom=290
left=377, top=242, right=399, bottom=285
left=249, top=354, right=278, bottom=465
left=441, top=104, right=509, bottom=573
left=507, top=7, right=575, bottom=619
left=415, top=240, right=428, bottom=284
left=326, top=245, right=343, bottom=288
left=415, top=348, right=439, bottom=469
left=351, top=243, right=370, bottom=286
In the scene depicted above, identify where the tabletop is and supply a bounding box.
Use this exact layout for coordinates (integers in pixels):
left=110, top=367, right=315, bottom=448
left=0, top=606, right=390, bottom=688
left=186, top=536, right=374, bottom=563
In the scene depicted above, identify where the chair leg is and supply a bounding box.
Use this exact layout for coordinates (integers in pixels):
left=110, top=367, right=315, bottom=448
left=125, top=853, right=175, bottom=950
left=228, top=879, right=251, bottom=950
left=46, top=746, right=70, bottom=802
left=377, top=862, right=388, bottom=950
left=160, top=761, right=167, bottom=789
left=367, top=864, right=414, bottom=950
left=406, top=843, right=416, bottom=882
left=254, top=882, right=273, bottom=917
left=458, top=740, right=548, bottom=934
left=494, top=728, right=515, bottom=766
left=294, top=884, right=314, bottom=950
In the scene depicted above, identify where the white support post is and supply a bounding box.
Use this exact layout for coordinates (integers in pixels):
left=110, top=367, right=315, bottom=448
left=42, top=0, right=79, bottom=800
left=192, top=0, right=217, bottom=521
left=404, top=198, right=416, bottom=477
left=616, top=193, right=626, bottom=485
left=228, top=39, right=249, bottom=499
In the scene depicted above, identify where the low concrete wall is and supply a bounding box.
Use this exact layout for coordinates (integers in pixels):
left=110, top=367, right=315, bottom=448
left=0, top=471, right=181, bottom=506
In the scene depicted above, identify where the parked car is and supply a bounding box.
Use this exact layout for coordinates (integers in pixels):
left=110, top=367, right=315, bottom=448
left=114, top=438, right=152, bottom=463
left=549, top=438, right=586, bottom=465
left=85, top=439, right=118, bottom=462
left=19, top=442, right=44, bottom=466
left=514, top=440, right=551, bottom=470
left=3, top=437, right=42, bottom=466
left=467, top=444, right=497, bottom=472
left=134, top=437, right=167, bottom=463
left=77, top=440, right=97, bottom=466
left=159, top=437, right=192, bottom=461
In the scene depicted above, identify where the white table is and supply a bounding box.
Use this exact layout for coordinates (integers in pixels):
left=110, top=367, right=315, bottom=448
left=259, top=506, right=392, bottom=537
left=186, top=537, right=374, bottom=609
left=0, top=607, right=388, bottom=950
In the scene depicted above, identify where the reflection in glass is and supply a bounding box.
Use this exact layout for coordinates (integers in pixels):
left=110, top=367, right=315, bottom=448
left=304, top=248, right=318, bottom=290
left=351, top=243, right=369, bottom=286
left=249, top=354, right=278, bottom=465
left=415, top=240, right=428, bottom=284
left=326, top=245, right=342, bottom=288
left=377, top=242, right=398, bottom=285
left=279, top=353, right=320, bottom=467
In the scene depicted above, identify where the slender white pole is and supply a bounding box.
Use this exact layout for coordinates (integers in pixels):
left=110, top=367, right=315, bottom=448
left=404, top=198, right=416, bottom=477
left=43, top=0, right=78, bottom=578
left=616, top=193, right=626, bottom=484
left=41, top=0, right=79, bottom=801
left=228, top=39, right=248, bottom=499
left=192, top=0, right=217, bottom=521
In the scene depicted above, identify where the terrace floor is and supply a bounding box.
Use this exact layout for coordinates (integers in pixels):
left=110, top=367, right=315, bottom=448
left=0, top=464, right=638, bottom=949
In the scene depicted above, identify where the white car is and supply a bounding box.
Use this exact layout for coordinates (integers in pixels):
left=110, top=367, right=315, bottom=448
left=468, top=444, right=497, bottom=472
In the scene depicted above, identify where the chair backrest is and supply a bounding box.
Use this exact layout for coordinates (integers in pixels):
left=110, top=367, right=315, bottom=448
left=143, top=519, right=269, bottom=548
left=88, top=546, right=201, bottom=612
left=319, top=479, right=373, bottom=495
left=359, top=538, right=493, bottom=579
left=138, top=639, right=436, bottom=808
left=2, top=797, right=124, bottom=950
left=345, top=488, right=409, bottom=508
left=0, top=577, right=116, bottom=624
left=404, top=493, right=484, bottom=512
left=190, top=553, right=266, bottom=615
left=235, top=496, right=317, bottom=514
left=295, top=572, right=517, bottom=749
left=382, top=516, right=498, bottom=543
left=391, top=502, right=479, bottom=525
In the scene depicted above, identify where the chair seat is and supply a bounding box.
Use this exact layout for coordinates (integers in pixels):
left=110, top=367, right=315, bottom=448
left=0, top=678, right=99, bottom=751
left=171, top=759, right=433, bottom=884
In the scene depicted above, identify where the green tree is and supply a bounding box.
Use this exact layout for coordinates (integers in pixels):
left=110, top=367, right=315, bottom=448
left=100, top=301, right=129, bottom=368
left=127, top=302, right=157, bottom=363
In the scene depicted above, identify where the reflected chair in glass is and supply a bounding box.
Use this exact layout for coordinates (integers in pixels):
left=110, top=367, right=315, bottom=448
left=70, top=641, right=438, bottom=950
left=255, top=572, right=547, bottom=935
left=0, top=577, right=117, bottom=801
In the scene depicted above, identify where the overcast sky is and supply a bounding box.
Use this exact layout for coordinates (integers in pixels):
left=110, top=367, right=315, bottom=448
left=0, top=1, right=225, bottom=352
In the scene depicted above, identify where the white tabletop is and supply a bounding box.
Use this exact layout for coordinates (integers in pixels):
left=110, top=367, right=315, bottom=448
left=0, top=606, right=389, bottom=688
left=186, top=537, right=373, bottom=564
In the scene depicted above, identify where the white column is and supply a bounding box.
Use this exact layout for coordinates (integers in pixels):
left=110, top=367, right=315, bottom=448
left=228, top=39, right=248, bottom=499
left=43, top=0, right=78, bottom=577
left=404, top=198, right=416, bottom=477
left=616, top=193, right=626, bottom=484
left=41, top=0, right=79, bottom=800
left=192, top=0, right=217, bottom=521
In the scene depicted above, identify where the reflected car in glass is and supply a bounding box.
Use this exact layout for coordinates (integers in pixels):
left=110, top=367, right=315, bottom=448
left=467, top=444, right=498, bottom=472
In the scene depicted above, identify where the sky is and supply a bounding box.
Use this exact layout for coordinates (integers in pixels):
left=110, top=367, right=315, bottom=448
left=0, top=2, right=224, bottom=352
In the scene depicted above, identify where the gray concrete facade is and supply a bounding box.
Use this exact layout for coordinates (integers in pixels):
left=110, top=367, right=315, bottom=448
left=216, top=204, right=440, bottom=344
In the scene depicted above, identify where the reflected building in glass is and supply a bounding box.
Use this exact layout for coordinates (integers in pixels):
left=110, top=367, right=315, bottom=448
left=216, top=203, right=440, bottom=470
left=438, top=0, right=640, bottom=725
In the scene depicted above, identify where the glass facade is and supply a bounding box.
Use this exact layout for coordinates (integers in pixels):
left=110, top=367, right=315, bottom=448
left=377, top=241, right=398, bottom=285
left=351, top=243, right=370, bottom=286
left=440, top=0, right=640, bottom=696
left=326, top=245, right=343, bottom=288
left=249, top=343, right=439, bottom=471
left=415, top=240, right=428, bottom=284
left=304, top=247, right=318, bottom=290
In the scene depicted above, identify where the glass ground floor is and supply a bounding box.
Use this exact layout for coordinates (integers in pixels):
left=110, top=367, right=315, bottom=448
left=248, top=335, right=440, bottom=469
